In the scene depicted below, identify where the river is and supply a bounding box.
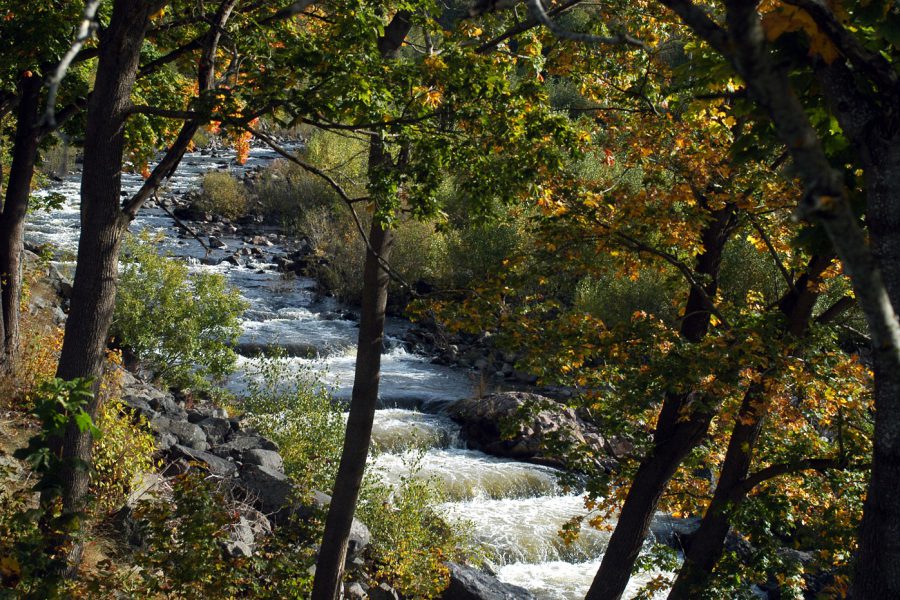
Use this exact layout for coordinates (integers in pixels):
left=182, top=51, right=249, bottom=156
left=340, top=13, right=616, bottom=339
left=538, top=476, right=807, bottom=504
left=26, top=146, right=669, bottom=599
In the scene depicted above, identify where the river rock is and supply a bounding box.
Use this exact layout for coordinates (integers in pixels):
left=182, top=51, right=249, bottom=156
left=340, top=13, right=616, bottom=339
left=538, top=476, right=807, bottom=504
left=166, top=444, right=237, bottom=476
left=440, top=563, right=536, bottom=600
left=446, top=392, right=608, bottom=470
left=241, top=448, right=284, bottom=472
left=238, top=464, right=293, bottom=513
left=149, top=415, right=208, bottom=451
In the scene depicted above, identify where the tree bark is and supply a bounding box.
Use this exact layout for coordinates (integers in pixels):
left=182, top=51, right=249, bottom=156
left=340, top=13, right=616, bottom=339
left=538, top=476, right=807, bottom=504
left=666, top=385, right=764, bottom=600
left=585, top=204, right=735, bottom=600
left=48, top=0, right=161, bottom=573
left=311, top=211, right=394, bottom=600
left=0, top=73, right=42, bottom=372
left=851, top=142, right=900, bottom=599
left=311, top=12, right=410, bottom=598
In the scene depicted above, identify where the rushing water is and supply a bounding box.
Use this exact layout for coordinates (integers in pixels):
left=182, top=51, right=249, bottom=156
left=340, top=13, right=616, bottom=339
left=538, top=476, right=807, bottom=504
left=27, top=147, right=669, bottom=599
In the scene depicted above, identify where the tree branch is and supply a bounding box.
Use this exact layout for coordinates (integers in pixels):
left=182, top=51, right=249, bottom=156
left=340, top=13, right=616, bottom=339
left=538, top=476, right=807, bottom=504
left=128, top=105, right=204, bottom=120
left=612, top=230, right=731, bottom=329
left=123, top=0, right=239, bottom=220
left=247, top=126, right=415, bottom=292
left=815, top=295, right=855, bottom=325
left=783, top=0, right=898, bottom=95
left=738, top=457, right=864, bottom=495
left=526, top=0, right=645, bottom=48
left=41, top=0, right=102, bottom=128
left=748, top=212, right=795, bottom=293
left=475, top=0, right=583, bottom=54
left=657, top=0, right=730, bottom=56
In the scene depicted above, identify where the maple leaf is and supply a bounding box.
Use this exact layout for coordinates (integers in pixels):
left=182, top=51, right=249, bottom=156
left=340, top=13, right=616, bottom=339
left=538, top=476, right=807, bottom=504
left=761, top=3, right=841, bottom=64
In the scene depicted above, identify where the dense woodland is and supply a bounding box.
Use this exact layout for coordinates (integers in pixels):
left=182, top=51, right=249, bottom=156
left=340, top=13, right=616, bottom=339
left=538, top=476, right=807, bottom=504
left=1, top=0, right=900, bottom=598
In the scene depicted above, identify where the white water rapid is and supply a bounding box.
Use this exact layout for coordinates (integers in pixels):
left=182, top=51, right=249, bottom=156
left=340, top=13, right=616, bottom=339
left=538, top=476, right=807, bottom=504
left=27, top=147, right=670, bottom=599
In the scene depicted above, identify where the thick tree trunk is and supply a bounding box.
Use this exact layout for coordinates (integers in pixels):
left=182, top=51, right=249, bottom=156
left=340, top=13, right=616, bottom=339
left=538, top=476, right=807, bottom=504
left=586, top=205, right=735, bottom=600
left=312, top=204, right=393, bottom=600
left=851, top=143, right=900, bottom=600
left=587, top=409, right=713, bottom=600
left=47, top=0, right=158, bottom=573
left=0, top=73, right=42, bottom=371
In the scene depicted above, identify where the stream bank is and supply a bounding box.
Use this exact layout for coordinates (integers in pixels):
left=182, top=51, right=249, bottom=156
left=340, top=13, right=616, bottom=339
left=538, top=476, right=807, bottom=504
left=26, top=146, right=675, bottom=599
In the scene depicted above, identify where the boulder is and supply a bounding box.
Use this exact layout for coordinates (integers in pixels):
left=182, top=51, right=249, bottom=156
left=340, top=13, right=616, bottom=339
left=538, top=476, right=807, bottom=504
left=149, top=416, right=208, bottom=451
left=224, top=508, right=272, bottom=557
left=295, top=490, right=371, bottom=558
left=198, top=416, right=233, bottom=444
left=166, top=444, right=237, bottom=477
left=345, top=582, right=368, bottom=599
left=241, top=448, right=284, bottom=472
left=440, top=563, right=536, bottom=600
left=238, top=464, right=293, bottom=513
left=370, top=582, right=400, bottom=600
left=446, top=392, right=608, bottom=469
left=213, top=433, right=279, bottom=457
left=649, top=515, right=701, bottom=551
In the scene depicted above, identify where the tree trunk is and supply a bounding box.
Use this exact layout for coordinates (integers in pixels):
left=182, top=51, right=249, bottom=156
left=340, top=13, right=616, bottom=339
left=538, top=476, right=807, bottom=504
left=586, top=409, right=713, bottom=600
left=851, top=142, right=900, bottom=600
left=586, top=204, right=735, bottom=600
left=312, top=190, right=394, bottom=600
left=311, top=12, right=410, bottom=598
left=0, top=73, right=42, bottom=372
left=666, top=387, right=765, bottom=600
left=48, top=0, right=158, bottom=573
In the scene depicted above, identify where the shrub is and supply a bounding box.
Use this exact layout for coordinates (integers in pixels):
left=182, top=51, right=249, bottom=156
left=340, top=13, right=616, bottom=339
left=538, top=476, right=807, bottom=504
left=111, top=473, right=317, bottom=600
left=241, top=355, right=345, bottom=493
left=573, top=267, right=680, bottom=328
left=358, top=459, right=479, bottom=599
left=197, top=171, right=248, bottom=220
left=112, top=233, right=248, bottom=390
left=255, top=159, right=340, bottom=229
left=91, top=358, right=157, bottom=515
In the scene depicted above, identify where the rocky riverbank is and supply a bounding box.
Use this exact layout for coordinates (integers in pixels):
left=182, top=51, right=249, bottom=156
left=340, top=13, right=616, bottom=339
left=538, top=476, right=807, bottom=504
left=14, top=251, right=539, bottom=600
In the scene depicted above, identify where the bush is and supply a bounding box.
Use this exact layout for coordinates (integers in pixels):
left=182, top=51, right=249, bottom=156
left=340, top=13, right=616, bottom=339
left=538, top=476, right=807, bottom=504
left=573, top=268, right=680, bottom=328
left=359, top=459, right=479, bottom=599
left=256, top=160, right=340, bottom=229
left=103, top=473, right=317, bottom=599
left=91, top=358, right=157, bottom=515
left=197, top=171, right=248, bottom=220
left=241, top=356, right=346, bottom=493
left=112, top=233, right=248, bottom=390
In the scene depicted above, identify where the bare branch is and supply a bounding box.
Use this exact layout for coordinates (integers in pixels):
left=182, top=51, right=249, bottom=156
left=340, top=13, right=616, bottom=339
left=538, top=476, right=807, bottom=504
left=526, top=0, right=645, bottom=48
left=154, top=191, right=211, bottom=257
left=247, top=126, right=415, bottom=291
left=41, top=0, right=102, bottom=128
left=476, top=0, right=583, bottom=54
left=129, top=105, right=203, bottom=120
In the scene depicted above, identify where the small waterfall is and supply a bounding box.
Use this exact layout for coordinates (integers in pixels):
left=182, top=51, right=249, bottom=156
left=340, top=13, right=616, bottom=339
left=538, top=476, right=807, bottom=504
left=370, top=448, right=562, bottom=502
left=27, top=147, right=673, bottom=600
